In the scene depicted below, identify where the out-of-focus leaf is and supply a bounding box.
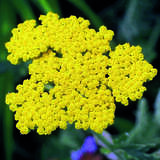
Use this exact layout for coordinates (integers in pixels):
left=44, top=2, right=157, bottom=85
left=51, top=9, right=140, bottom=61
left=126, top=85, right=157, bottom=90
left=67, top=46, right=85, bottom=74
left=119, top=0, right=139, bottom=41
left=95, top=131, right=113, bottom=148
left=41, top=135, right=71, bottom=160
left=121, top=143, right=158, bottom=153
left=152, top=150, right=160, bottom=159
left=119, top=143, right=158, bottom=160
left=34, top=0, right=53, bottom=13
left=147, top=20, right=160, bottom=50
left=67, top=0, right=103, bottom=29
left=0, top=72, right=14, bottom=160
left=0, top=0, right=16, bottom=35
left=0, top=62, right=11, bottom=74
left=59, top=125, right=85, bottom=148
left=93, top=131, right=113, bottom=150
left=135, top=99, right=150, bottom=127
left=0, top=61, right=29, bottom=83
left=109, top=97, right=160, bottom=160
left=41, top=125, right=85, bottom=160
left=31, top=0, right=61, bottom=15
left=114, top=149, right=134, bottom=160
left=119, top=0, right=156, bottom=41
left=110, top=142, right=160, bottom=160
left=141, top=44, right=156, bottom=62
left=0, top=0, right=16, bottom=61
left=134, top=38, right=157, bottom=62
left=110, top=137, right=160, bottom=160
left=100, top=147, right=112, bottom=154
left=47, top=0, right=61, bottom=16
left=0, top=1, right=16, bottom=160
left=114, top=117, right=134, bottom=133
left=114, top=132, right=130, bottom=145
left=118, top=0, right=159, bottom=62
left=10, top=0, right=35, bottom=20
left=126, top=98, right=150, bottom=143
left=154, top=89, right=160, bottom=125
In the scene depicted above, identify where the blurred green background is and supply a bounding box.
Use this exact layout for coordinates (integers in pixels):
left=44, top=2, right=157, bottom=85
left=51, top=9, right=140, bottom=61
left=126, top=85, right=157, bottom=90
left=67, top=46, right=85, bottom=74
left=0, top=0, right=160, bottom=160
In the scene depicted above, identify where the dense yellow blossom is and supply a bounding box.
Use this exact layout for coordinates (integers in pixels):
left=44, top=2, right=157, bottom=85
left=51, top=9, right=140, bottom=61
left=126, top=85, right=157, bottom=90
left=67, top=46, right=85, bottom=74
left=6, top=12, right=113, bottom=64
left=108, top=43, right=157, bottom=105
left=5, top=12, right=157, bottom=135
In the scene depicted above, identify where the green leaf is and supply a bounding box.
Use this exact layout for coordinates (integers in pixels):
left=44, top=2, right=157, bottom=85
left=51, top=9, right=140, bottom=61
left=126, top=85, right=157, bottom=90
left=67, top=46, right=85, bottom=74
left=0, top=0, right=16, bottom=35
left=119, top=144, right=157, bottom=160
left=118, top=0, right=159, bottom=62
left=154, top=89, right=160, bottom=125
left=126, top=98, right=150, bottom=143
left=114, top=149, right=135, bottom=160
left=136, top=99, right=149, bottom=127
left=31, top=0, right=61, bottom=15
left=100, top=147, right=112, bottom=154
left=114, top=132, right=130, bottom=145
left=93, top=131, right=113, bottom=150
left=59, top=125, right=85, bottom=148
left=47, top=0, right=61, bottom=16
left=110, top=138, right=160, bottom=160
left=0, top=72, right=14, bottom=160
left=0, top=0, right=16, bottom=61
left=41, top=125, right=85, bottom=160
left=152, top=150, right=160, bottom=159
left=114, top=117, right=134, bottom=133
left=121, top=143, right=157, bottom=153
left=147, top=19, right=160, bottom=50
left=10, top=0, right=35, bottom=20
left=67, top=0, right=103, bottom=29
left=135, top=39, right=157, bottom=62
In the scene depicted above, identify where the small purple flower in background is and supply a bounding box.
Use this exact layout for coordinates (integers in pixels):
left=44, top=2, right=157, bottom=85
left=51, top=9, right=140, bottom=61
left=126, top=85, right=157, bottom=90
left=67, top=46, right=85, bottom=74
left=71, top=136, right=101, bottom=160
left=71, top=149, right=83, bottom=160
left=81, top=136, right=97, bottom=153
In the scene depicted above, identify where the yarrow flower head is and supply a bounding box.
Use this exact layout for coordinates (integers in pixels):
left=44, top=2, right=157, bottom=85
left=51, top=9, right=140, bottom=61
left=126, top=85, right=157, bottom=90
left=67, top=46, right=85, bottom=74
left=5, top=12, right=157, bottom=135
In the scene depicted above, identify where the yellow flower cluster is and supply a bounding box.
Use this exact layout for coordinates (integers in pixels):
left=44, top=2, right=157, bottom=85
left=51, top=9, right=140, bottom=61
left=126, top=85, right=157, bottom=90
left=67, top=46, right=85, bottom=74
left=5, top=12, right=157, bottom=135
left=108, top=43, right=157, bottom=105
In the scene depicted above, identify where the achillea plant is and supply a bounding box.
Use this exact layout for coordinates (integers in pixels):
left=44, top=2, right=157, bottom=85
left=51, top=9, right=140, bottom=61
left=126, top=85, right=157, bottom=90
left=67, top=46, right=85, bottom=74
left=5, top=12, right=157, bottom=135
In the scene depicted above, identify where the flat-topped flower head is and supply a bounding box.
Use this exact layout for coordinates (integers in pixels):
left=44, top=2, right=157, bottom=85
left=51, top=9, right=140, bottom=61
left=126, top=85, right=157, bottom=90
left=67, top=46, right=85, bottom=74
left=108, top=43, right=157, bottom=105
left=5, top=12, right=157, bottom=135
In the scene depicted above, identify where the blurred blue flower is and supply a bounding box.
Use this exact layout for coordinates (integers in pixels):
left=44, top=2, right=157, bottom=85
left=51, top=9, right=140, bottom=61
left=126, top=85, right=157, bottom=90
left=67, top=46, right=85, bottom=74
left=71, top=149, right=83, bottom=160
left=71, top=136, right=97, bottom=160
left=81, top=136, right=97, bottom=153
